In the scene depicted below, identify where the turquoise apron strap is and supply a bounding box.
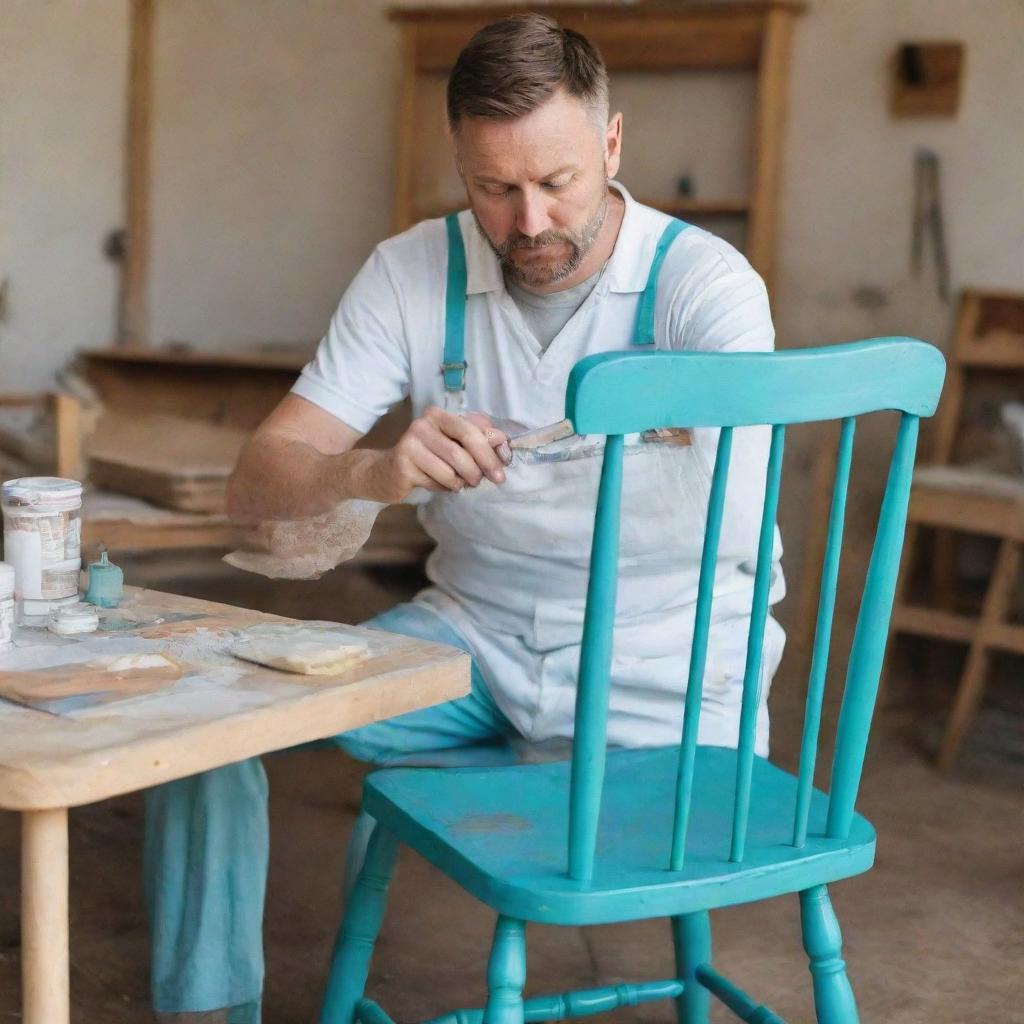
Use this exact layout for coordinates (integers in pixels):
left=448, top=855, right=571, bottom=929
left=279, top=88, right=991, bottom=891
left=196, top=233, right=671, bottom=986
left=442, top=213, right=469, bottom=392
left=632, top=218, right=690, bottom=346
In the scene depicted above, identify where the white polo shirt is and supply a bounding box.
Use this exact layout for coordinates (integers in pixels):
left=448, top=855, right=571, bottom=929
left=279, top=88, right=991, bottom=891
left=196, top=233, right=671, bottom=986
left=293, top=182, right=786, bottom=752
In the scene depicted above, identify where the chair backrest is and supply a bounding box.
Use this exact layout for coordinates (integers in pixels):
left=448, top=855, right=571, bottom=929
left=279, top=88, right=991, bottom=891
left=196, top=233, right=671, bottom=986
left=931, top=288, right=1024, bottom=466
left=563, top=338, right=946, bottom=883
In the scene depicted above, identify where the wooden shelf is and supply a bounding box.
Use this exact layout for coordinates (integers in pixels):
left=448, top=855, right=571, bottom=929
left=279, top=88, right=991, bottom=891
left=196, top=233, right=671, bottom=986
left=81, top=343, right=316, bottom=373
left=390, top=3, right=805, bottom=73
left=413, top=197, right=751, bottom=223
left=643, top=197, right=751, bottom=218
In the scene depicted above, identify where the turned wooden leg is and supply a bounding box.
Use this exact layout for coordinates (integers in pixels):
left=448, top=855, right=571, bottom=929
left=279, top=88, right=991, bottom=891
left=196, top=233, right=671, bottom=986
left=22, top=807, right=70, bottom=1024
left=319, top=825, right=399, bottom=1024
left=800, top=886, right=858, bottom=1024
left=484, top=917, right=526, bottom=1024
left=671, top=911, right=712, bottom=1023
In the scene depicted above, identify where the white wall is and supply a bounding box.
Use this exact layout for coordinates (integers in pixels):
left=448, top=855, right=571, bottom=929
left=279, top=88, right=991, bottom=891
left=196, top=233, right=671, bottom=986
left=776, top=0, right=1024, bottom=353
left=0, top=0, right=128, bottom=390
left=148, top=0, right=401, bottom=347
left=4, top=0, right=1020, bottom=384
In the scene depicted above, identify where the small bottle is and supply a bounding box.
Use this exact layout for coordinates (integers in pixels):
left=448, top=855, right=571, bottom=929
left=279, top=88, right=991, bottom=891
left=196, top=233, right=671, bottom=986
left=84, top=550, right=124, bottom=608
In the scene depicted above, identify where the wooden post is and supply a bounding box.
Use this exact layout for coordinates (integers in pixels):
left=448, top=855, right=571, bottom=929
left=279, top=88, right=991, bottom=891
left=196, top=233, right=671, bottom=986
left=22, top=808, right=70, bottom=1024
left=747, top=7, right=795, bottom=298
left=937, top=538, right=1021, bottom=770
left=53, top=392, right=83, bottom=481
left=120, top=0, right=155, bottom=347
left=392, top=25, right=420, bottom=233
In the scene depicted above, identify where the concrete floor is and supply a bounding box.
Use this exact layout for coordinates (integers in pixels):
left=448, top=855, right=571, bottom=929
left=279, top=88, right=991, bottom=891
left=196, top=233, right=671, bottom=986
left=0, top=561, right=1021, bottom=1023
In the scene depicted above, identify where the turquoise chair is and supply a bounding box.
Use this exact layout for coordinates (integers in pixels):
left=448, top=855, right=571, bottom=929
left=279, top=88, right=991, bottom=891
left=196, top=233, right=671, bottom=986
left=320, top=339, right=945, bottom=1024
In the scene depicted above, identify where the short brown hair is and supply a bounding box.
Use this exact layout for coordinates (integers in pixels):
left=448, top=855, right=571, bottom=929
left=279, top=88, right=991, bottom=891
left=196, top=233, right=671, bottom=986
left=447, top=14, right=609, bottom=130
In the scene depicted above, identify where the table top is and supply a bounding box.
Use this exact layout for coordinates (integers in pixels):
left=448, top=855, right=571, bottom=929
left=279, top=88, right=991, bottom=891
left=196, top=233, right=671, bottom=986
left=0, top=588, right=469, bottom=811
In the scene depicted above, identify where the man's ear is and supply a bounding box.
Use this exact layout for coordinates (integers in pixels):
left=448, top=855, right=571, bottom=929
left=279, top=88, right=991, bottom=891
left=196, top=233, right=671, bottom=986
left=605, top=112, right=623, bottom=179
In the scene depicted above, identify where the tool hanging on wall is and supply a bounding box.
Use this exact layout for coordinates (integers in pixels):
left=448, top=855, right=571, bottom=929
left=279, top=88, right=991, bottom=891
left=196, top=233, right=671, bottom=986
left=911, top=148, right=951, bottom=302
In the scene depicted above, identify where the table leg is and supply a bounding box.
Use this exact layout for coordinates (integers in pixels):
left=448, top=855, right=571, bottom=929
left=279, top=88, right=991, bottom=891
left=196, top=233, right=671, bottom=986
left=22, top=807, right=70, bottom=1024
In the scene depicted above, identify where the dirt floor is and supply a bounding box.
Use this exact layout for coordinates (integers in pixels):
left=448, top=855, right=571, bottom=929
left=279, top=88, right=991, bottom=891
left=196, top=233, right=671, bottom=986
left=0, top=557, right=1021, bottom=1024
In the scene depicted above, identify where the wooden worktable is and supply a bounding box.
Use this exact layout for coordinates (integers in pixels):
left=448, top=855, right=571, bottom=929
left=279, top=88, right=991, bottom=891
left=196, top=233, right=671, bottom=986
left=0, top=586, right=469, bottom=1023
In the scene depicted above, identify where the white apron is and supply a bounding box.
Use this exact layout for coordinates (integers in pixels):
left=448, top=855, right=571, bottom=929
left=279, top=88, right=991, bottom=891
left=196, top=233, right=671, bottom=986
left=416, top=214, right=785, bottom=754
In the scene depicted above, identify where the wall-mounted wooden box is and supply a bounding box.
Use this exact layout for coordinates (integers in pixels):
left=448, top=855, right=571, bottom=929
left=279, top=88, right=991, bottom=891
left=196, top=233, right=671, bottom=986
left=890, top=41, right=965, bottom=118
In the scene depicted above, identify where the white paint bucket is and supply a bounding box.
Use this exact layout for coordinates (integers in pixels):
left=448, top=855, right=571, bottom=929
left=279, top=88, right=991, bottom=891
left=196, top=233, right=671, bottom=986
left=2, top=477, right=83, bottom=615
left=0, top=561, right=14, bottom=648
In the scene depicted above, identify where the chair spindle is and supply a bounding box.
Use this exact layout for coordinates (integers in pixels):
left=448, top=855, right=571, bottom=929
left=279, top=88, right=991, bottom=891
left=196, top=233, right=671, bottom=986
left=730, top=423, right=786, bottom=863
left=569, top=435, right=625, bottom=882
left=793, top=417, right=855, bottom=848
left=827, top=413, right=920, bottom=838
left=669, top=426, right=734, bottom=871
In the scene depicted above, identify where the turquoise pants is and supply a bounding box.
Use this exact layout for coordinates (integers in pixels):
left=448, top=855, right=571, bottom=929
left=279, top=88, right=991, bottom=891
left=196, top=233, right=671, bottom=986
left=143, top=602, right=517, bottom=1023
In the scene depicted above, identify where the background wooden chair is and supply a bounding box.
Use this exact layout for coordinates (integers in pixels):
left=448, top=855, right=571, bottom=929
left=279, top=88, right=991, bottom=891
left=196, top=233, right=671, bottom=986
left=319, top=339, right=944, bottom=1024
left=887, top=289, right=1024, bottom=770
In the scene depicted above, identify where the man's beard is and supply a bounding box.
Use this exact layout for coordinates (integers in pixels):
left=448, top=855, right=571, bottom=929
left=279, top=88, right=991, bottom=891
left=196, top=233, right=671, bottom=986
left=476, top=188, right=609, bottom=288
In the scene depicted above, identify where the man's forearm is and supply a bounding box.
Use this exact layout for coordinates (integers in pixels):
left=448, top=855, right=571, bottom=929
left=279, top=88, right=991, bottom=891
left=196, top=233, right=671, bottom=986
left=226, top=435, right=383, bottom=522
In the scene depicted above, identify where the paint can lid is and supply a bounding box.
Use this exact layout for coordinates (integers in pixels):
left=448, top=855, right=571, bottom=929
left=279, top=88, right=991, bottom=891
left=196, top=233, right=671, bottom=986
left=2, top=477, right=83, bottom=512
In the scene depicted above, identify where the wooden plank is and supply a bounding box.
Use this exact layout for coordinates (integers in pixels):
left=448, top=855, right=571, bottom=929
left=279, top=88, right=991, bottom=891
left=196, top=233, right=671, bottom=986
left=52, top=393, right=82, bottom=480
left=81, top=517, right=241, bottom=552
left=746, top=6, right=794, bottom=294
left=894, top=605, right=1024, bottom=656
left=891, top=605, right=976, bottom=644
left=81, top=344, right=313, bottom=371
left=957, top=329, right=1024, bottom=369
left=0, top=423, right=50, bottom=470
left=85, top=412, right=248, bottom=513
left=411, top=13, right=764, bottom=73
left=0, top=588, right=469, bottom=810
left=986, top=621, right=1024, bottom=656
left=394, top=25, right=421, bottom=232
left=120, top=0, right=155, bottom=348
left=928, top=290, right=979, bottom=463
left=0, top=394, right=44, bottom=408
left=389, top=3, right=808, bottom=24
left=909, top=488, right=1024, bottom=540
left=413, top=196, right=750, bottom=223
left=80, top=358, right=299, bottom=430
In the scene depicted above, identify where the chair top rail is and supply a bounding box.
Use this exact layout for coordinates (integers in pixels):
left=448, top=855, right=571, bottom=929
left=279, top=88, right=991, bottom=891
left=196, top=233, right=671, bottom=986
left=566, top=338, right=945, bottom=434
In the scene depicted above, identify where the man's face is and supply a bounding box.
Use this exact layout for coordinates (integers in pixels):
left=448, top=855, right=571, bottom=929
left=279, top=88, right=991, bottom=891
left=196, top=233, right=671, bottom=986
left=454, top=89, right=622, bottom=288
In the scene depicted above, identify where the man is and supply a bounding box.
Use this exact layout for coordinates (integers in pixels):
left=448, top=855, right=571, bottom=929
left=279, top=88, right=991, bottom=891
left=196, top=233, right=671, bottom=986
left=145, top=14, right=784, bottom=1023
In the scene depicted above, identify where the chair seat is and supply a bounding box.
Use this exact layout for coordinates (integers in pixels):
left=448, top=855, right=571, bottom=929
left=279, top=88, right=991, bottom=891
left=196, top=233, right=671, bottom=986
left=363, top=745, right=876, bottom=926
left=913, top=463, right=1024, bottom=503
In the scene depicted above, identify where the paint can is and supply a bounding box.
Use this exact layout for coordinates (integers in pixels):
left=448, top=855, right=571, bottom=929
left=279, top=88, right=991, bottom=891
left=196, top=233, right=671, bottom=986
left=48, top=601, right=99, bottom=636
left=2, top=477, right=83, bottom=615
left=0, top=561, right=14, bottom=648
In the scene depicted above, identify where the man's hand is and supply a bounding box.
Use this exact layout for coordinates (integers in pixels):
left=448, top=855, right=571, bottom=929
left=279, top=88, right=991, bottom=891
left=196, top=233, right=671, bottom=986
left=364, top=407, right=510, bottom=504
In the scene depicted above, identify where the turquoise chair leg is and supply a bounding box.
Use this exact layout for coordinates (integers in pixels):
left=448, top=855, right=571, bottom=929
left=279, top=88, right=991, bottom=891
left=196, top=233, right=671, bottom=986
left=483, top=917, right=527, bottom=1024
left=671, top=911, right=712, bottom=1023
left=341, top=808, right=379, bottom=909
left=318, top=825, right=399, bottom=1024
left=799, top=886, right=859, bottom=1024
